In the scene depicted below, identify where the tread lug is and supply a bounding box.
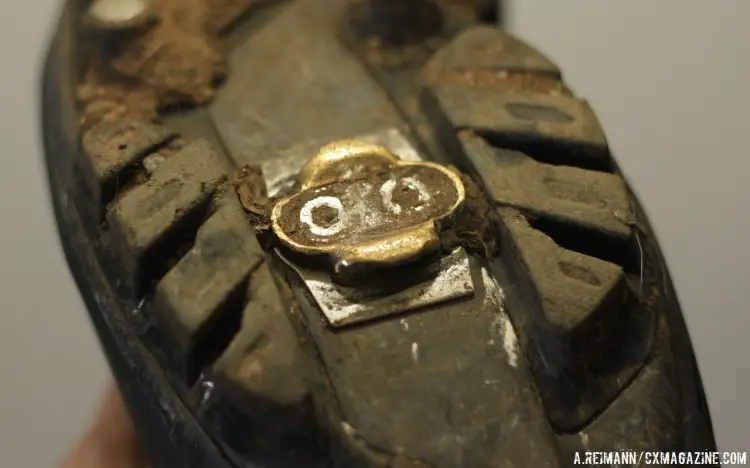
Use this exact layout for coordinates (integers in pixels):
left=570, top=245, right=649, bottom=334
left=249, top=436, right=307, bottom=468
left=423, top=84, right=610, bottom=170
left=197, top=264, right=320, bottom=464
left=213, top=264, right=307, bottom=405
left=459, top=132, right=633, bottom=241
left=570, top=347, right=678, bottom=452
left=495, top=208, right=654, bottom=430
left=424, top=25, right=560, bottom=75
left=107, top=139, right=228, bottom=295
left=153, top=194, right=263, bottom=379
left=497, top=208, right=628, bottom=334
left=80, top=119, right=178, bottom=211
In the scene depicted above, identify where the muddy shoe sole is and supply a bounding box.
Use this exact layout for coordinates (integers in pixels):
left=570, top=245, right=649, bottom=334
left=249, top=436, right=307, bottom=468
left=42, top=1, right=715, bottom=467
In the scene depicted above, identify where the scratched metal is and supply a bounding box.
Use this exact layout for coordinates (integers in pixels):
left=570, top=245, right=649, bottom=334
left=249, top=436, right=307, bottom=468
left=261, top=127, right=424, bottom=198
left=277, top=248, right=474, bottom=328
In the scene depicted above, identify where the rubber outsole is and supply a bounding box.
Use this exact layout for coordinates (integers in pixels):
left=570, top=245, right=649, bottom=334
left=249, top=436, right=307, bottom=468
left=42, top=1, right=715, bottom=467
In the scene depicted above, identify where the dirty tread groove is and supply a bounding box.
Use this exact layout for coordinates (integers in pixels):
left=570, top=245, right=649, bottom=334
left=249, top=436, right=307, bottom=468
left=527, top=215, right=637, bottom=273
left=414, top=21, right=663, bottom=440
left=128, top=195, right=215, bottom=296
left=106, top=138, right=230, bottom=296
left=49, top=1, right=717, bottom=464
left=187, top=267, right=255, bottom=384
left=467, top=128, right=613, bottom=173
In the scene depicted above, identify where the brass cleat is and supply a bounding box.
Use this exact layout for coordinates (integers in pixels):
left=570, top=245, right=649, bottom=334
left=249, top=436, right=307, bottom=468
left=270, top=140, right=465, bottom=282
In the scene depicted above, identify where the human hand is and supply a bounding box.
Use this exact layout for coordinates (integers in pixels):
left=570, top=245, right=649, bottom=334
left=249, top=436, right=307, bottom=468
left=60, top=382, right=149, bottom=468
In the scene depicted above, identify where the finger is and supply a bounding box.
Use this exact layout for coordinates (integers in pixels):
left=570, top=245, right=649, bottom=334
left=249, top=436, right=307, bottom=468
left=60, top=382, right=149, bottom=468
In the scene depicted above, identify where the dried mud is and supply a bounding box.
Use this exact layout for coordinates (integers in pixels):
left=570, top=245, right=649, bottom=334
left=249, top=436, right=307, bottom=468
left=421, top=68, right=572, bottom=96
left=77, top=0, right=264, bottom=129
left=441, top=174, right=500, bottom=258
left=232, top=164, right=273, bottom=234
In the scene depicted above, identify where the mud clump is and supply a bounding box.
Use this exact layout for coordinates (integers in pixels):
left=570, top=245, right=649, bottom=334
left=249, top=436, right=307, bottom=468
left=311, top=205, right=340, bottom=227
left=440, top=0, right=497, bottom=21
left=77, top=69, right=162, bottom=127
left=441, top=174, right=500, bottom=258
left=351, top=0, right=443, bottom=47
left=109, top=0, right=225, bottom=100
left=78, top=0, right=263, bottom=129
left=205, top=0, right=267, bottom=33
left=392, top=182, right=422, bottom=207
left=232, top=164, right=273, bottom=236
left=421, top=69, right=571, bottom=96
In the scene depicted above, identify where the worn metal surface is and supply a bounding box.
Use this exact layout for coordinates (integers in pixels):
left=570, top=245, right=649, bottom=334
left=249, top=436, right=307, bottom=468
left=290, top=255, right=562, bottom=468
left=278, top=247, right=474, bottom=327
left=270, top=141, right=465, bottom=278
left=261, top=127, right=423, bottom=198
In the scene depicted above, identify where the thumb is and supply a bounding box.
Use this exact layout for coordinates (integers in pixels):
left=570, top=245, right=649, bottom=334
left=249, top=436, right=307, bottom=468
left=60, top=382, right=149, bottom=468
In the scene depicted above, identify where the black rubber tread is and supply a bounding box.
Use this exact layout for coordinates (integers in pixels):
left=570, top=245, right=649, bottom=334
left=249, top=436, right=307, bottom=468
left=151, top=193, right=265, bottom=382
left=105, top=138, right=229, bottom=295
left=416, top=26, right=685, bottom=436
left=424, top=85, right=612, bottom=171
left=455, top=132, right=633, bottom=242
left=79, top=119, right=178, bottom=214
left=41, top=4, right=231, bottom=467
left=42, top=0, right=716, bottom=467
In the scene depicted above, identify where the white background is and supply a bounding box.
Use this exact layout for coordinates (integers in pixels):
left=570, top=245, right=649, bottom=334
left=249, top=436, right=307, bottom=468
left=0, top=1, right=746, bottom=466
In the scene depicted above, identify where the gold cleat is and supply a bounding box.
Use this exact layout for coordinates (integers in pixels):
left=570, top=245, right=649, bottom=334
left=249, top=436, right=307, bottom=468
left=270, top=140, right=465, bottom=282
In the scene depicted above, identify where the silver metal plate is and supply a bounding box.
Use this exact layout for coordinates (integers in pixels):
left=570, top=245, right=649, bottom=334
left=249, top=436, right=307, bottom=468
left=277, top=248, right=475, bottom=328
left=261, top=128, right=423, bottom=198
